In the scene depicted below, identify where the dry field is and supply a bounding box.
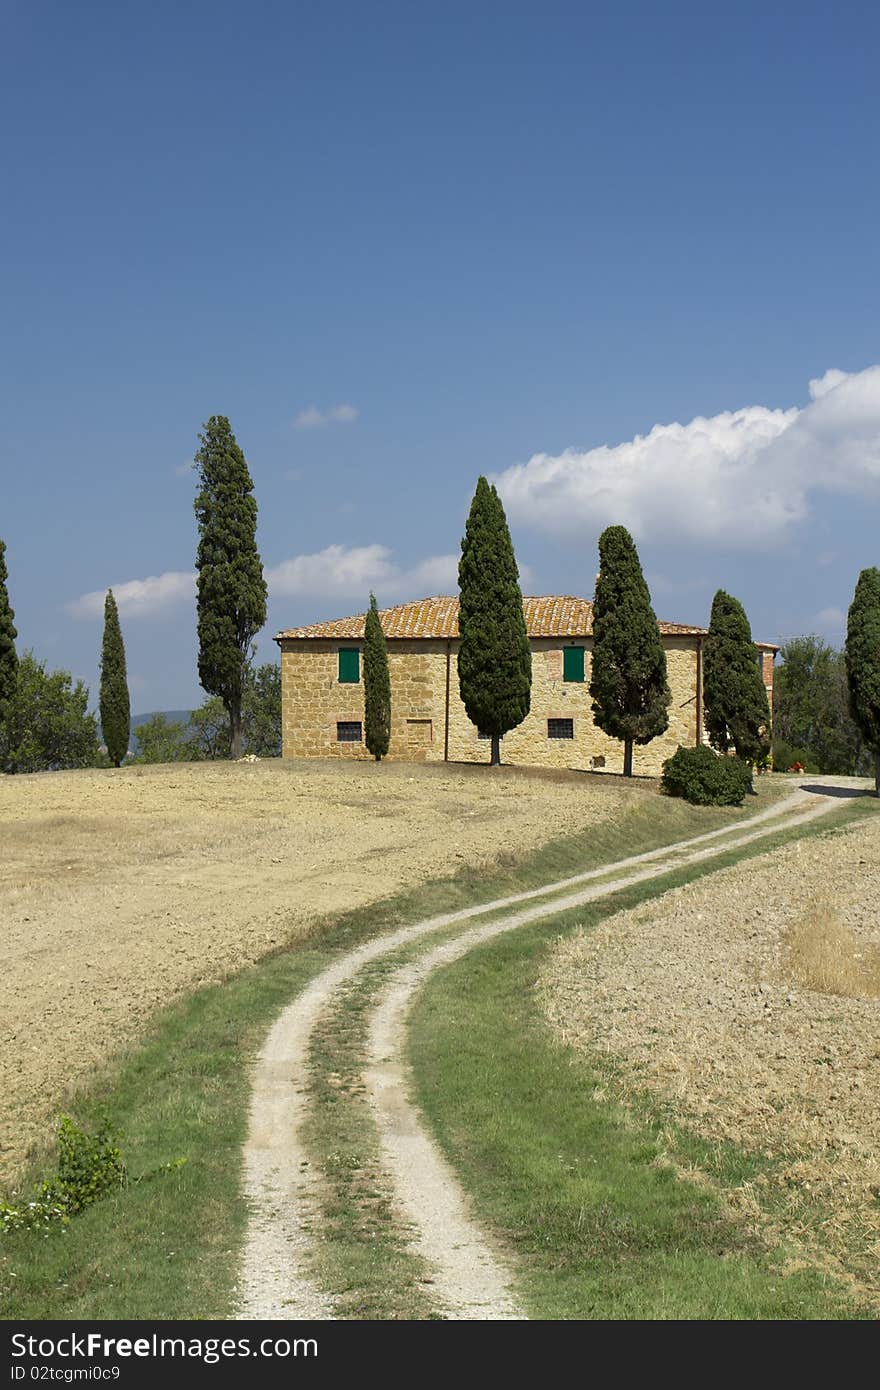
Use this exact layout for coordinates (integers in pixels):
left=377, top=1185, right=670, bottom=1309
left=0, top=757, right=635, bottom=1188
left=540, top=815, right=880, bottom=1301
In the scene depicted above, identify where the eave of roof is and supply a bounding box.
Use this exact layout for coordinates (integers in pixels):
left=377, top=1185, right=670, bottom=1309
left=271, top=594, right=769, bottom=644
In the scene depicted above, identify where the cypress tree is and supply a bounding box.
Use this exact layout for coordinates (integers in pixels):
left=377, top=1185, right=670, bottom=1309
left=703, top=590, right=770, bottom=764
left=99, top=589, right=130, bottom=767
left=194, top=417, right=267, bottom=759
left=0, top=539, right=17, bottom=730
left=364, top=593, right=391, bottom=761
left=589, top=525, right=670, bottom=777
left=458, top=476, right=531, bottom=766
left=845, top=566, right=880, bottom=796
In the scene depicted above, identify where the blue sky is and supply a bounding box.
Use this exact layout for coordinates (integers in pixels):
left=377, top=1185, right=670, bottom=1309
left=3, top=1, right=879, bottom=711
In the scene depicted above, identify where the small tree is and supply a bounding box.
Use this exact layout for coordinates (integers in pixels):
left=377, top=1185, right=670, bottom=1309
left=99, top=589, right=130, bottom=767
left=845, top=566, right=880, bottom=796
left=0, top=539, right=17, bottom=729
left=0, top=652, right=99, bottom=773
left=458, top=477, right=531, bottom=765
left=589, top=525, right=670, bottom=777
left=194, top=417, right=267, bottom=759
left=364, top=593, right=391, bottom=761
left=773, top=635, right=865, bottom=775
left=131, top=714, right=192, bottom=764
left=703, top=590, right=770, bottom=764
left=186, top=661, right=281, bottom=760
left=246, top=661, right=281, bottom=756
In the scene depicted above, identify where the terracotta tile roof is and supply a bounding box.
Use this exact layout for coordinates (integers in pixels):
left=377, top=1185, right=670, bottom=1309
left=273, top=595, right=753, bottom=643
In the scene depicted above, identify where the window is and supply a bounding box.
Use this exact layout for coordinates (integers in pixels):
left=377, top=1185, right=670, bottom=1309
left=548, top=718, right=574, bottom=739
left=336, top=721, right=362, bottom=742
left=563, top=646, right=585, bottom=682
left=338, top=648, right=360, bottom=683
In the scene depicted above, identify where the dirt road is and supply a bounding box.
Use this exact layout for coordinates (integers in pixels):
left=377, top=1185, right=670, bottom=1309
left=238, top=779, right=850, bottom=1319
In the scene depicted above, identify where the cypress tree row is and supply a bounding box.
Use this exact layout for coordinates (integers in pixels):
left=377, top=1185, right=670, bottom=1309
left=363, top=592, right=391, bottom=761
left=99, top=588, right=130, bottom=767
left=0, top=539, right=17, bottom=730
left=458, top=476, right=531, bottom=766
left=845, top=566, right=880, bottom=796
left=194, top=417, right=267, bottom=759
left=702, top=589, right=770, bottom=764
left=589, top=525, right=670, bottom=777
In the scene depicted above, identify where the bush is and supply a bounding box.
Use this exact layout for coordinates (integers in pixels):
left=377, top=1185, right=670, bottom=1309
left=661, top=744, right=754, bottom=806
left=771, top=739, right=819, bottom=774
left=0, top=652, right=99, bottom=774
left=130, top=713, right=193, bottom=764
left=0, top=1116, right=126, bottom=1233
left=0, top=1115, right=186, bottom=1235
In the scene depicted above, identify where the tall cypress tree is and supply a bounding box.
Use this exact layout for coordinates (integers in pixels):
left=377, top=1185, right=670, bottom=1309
left=194, top=417, right=267, bottom=759
left=99, top=589, right=130, bottom=767
left=703, top=589, right=770, bottom=764
left=364, top=592, right=391, bottom=761
left=458, top=476, right=531, bottom=766
left=589, top=525, right=670, bottom=777
left=0, top=539, right=17, bottom=730
left=845, top=566, right=880, bottom=796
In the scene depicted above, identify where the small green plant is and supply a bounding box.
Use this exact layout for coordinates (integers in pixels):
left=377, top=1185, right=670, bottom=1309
left=1, top=1115, right=185, bottom=1235
left=661, top=745, right=753, bottom=806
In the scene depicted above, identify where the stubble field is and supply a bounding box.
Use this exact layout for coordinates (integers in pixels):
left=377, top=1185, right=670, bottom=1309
left=0, top=757, right=635, bottom=1188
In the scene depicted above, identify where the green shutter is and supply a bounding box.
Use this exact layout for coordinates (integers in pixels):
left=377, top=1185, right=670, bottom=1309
left=563, top=646, right=585, bottom=682
left=338, top=648, right=360, bottom=683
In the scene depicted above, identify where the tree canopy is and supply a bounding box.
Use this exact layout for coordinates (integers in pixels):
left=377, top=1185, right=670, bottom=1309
left=364, top=593, right=391, bottom=761
left=702, top=590, right=770, bottom=764
left=0, top=652, right=99, bottom=774
left=186, top=661, right=281, bottom=760
left=99, top=589, right=130, bottom=767
left=773, top=634, right=865, bottom=774
left=845, top=567, right=880, bottom=795
left=0, top=539, right=17, bottom=729
left=194, top=416, right=267, bottom=759
left=457, top=476, right=531, bottom=765
left=589, top=525, right=669, bottom=777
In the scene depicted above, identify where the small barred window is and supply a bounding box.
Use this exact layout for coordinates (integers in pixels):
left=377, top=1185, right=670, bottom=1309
left=337, top=721, right=362, bottom=742
left=548, top=718, right=574, bottom=739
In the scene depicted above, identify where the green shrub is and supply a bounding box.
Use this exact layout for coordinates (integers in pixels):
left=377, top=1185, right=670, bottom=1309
left=661, top=744, right=753, bottom=806
left=770, top=739, right=819, bottom=774
left=0, top=1115, right=185, bottom=1235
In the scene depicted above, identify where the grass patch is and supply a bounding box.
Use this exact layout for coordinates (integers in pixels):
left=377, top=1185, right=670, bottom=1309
left=0, top=777, right=859, bottom=1319
left=409, top=805, right=878, bottom=1320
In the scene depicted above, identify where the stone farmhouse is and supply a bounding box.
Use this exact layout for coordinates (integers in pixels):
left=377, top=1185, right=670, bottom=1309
left=275, top=595, right=777, bottom=776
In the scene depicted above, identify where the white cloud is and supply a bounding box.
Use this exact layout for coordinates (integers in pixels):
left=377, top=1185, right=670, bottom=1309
left=69, top=546, right=462, bottom=623
left=406, top=553, right=460, bottom=593
left=808, top=369, right=849, bottom=401
left=813, top=606, right=847, bottom=633
left=68, top=571, right=196, bottom=620
left=267, top=544, right=397, bottom=597
left=494, top=366, right=880, bottom=550
left=266, top=545, right=460, bottom=601
left=293, top=403, right=359, bottom=429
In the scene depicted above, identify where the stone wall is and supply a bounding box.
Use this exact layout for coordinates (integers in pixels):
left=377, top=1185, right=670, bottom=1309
left=279, top=634, right=708, bottom=775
